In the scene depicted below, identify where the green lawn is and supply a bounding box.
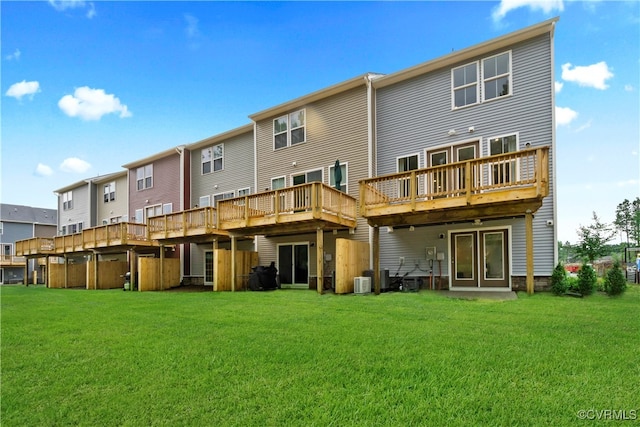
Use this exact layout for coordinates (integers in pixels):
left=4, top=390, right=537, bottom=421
left=2, top=285, right=639, bottom=426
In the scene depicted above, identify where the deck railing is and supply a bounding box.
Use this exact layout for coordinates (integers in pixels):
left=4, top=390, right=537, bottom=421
left=0, top=255, right=27, bottom=265
left=15, top=237, right=55, bottom=256
left=147, top=206, right=218, bottom=238
left=360, top=146, right=549, bottom=213
left=218, top=182, right=357, bottom=226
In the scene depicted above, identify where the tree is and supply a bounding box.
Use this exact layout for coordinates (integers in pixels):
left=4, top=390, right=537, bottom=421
left=614, top=197, right=640, bottom=247
left=575, top=212, right=616, bottom=263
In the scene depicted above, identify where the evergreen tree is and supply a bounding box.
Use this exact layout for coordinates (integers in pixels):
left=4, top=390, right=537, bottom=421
left=575, top=212, right=616, bottom=263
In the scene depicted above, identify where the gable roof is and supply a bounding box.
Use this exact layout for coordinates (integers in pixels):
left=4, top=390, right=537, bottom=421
left=122, top=146, right=185, bottom=169
left=372, top=17, right=559, bottom=89
left=186, top=123, right=254, bottom=151
left=1, top=203, right=57, bottom=225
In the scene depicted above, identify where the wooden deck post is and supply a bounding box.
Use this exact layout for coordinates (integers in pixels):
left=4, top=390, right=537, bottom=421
left=231, top=235, right=237, bottom=292
left=316, top=228, right=324, bottom=294
left=46, top=256, right=50, bottom=288
left=526, top=211, right=534, bottom=295
left=130, top=249, right=138, bottom=291
left=23, top=262, right=28, bottom=286
left=373, top=225, right=380, bottom=295
left=93, top=252, right=99, bottom=290
left=160, top=245, right=165, bottom=291
left=64, top=255, right=68, bottom=289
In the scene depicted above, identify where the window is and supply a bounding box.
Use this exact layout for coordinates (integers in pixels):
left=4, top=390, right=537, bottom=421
left=483, top=52, right=511, bottom=101
left=3, top=244, right=12, bottom=257
left=104, top=182, right=116, bottom=202
left=162, top=203, right=173, bottom=215
left=136, top=164, right=153, bottom=190
left=271, top=177, right=285, bottom=190
left=199, top=195, right=211, bottom=207
left=0, top=222, right=3, bottom=235
left=329, top=163, right=347, bottom=192
left=62, top=191, right=73, bottom=210
left=135, top=209, right=143, bottom=224
left=452, top=62, right=478, bottom=108
left=397, top=154, right=419, bottom=198
left=145, top=204, right=162, bottom=219
left=202, top=144, right=223, bottom=174
left=489, top=134, right=518, bottom=185
left=213, top=192, right=235, bottom=207
left=237, top=188, right=251, bottom=197
left=273, top=109, right=306, bottom=149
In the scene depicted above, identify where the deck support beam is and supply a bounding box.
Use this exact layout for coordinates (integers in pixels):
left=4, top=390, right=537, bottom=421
left=160, top=245, right=165, bottom=291
left=525, top=211, right=534, bottom=295
left=316, top=228, right=324, bottom=294
left=231, top=235, right=237, bottom=292
left=373, top=225, right=380, bottom=295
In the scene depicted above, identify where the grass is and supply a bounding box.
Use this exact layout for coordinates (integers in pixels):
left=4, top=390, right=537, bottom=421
left=2, top=285, right=639, bottom=426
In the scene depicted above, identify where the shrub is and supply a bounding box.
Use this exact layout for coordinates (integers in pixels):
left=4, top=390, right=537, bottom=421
left=550, top=263, right=568, bottom=295
left=577, top=263, right=596, bottom=296
left=604, top=260, right=627, bottom=296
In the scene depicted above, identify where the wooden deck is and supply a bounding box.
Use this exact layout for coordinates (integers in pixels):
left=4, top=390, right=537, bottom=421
left=16, top=223, right=156, bottom=256
left=0, top=255, right=27, bottom=267
left=359, top=147, right=549, bottom=227
left=217, top=182, right=357, bottom=236
left=147, top=206, right=229, bottom=244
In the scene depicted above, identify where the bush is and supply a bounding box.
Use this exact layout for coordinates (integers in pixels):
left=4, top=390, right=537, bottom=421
left=604, top=261, right=627, bottom=296
left=577, top=263, right=596, bottom=296
left=550, top=263, right=568, bottom=295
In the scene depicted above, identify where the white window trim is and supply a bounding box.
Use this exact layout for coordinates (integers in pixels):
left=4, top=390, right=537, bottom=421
left=451, top=60, right=479, bottom=110
left=62, top=191, right=73, bottom=211
left=271, top=176, right=286, bottom=190
left=328, top=162, right=348, bottom=193
left=237, top=187, right=251, bottom=196
left=486, top=132, right=520, bottom=186
left=162, top=203, right=173, bottom=215
left=273, top=109, right=306, bottom=150
left=104, top=182, right=116, bottom=203
left=137, top=164, right=153, bottom=191
left=199, top=195, right=211, bottom=208
left=135, top=209, right=144, bottom=224
left=213, top=191, right=235, bottom=207
left=482, top=50, right=512, bottom=103
left=291, top=168, right=324, bottom=186
left=396, top=153, right=421, bottom=172
left=201, top=144, right=224, bottom=175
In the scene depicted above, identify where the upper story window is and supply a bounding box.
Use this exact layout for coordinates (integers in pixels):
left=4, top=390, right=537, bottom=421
left=202, top=144, right=223, bottom=174
left=136, top=164, right=153, bottom=191
left=452, top=51, right=511, bottom=109
left=274, top=109, right=306, bottom=150
left=483, top=52, right=511, bottom=101
left=62, top=191, right=73, bottom=210
left=104, top=182, right=116, bottom=203
left=452, top=62, right=478, bottom=108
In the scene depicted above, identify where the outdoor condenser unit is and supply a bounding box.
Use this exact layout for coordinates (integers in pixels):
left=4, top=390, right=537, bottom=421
left=354, top=277, right=371, bottom=294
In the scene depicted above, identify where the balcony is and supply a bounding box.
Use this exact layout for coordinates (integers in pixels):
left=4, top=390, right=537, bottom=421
left=147, top=207, right=228, bottom=244
left=15, top=238, right=56, bottom=257
left=359, top=147, right=549, bottom=227
left=218, top=182, right=357, bottom=236
left=0, top=255, right=27, bottom=266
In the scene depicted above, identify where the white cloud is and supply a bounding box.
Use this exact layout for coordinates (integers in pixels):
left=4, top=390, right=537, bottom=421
left=561, top=62, right=613, bottom=90
left=34, top=163, right=54, bottom=177
left=58, top=86, right=132, bottom=120
left=60, top=157, right=91, bottom=173
left=617, top=179, right=638, bottom=187
left=49, top=0, right=96, bottom=18
left=625, top=84, right=634, bottom=92
left=5, top=80, right=41, bottom=100
left=184, top=14, right=200, bottom=38
left=492, top=0, right=564, bottom=22
left=5, top=49, right=21, bottom=61
left=554, top=81, right=563, bottom=93
left=555, top=106, right=578, bottom=126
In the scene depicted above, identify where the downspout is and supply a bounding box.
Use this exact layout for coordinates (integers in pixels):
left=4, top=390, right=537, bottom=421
left=175, top=145, right=186, bottom=280
left=365, top=74, right=375, bottom=271
left=549, top=21, right=559, bottom=267
left=252, top=120, right=259, bottom=253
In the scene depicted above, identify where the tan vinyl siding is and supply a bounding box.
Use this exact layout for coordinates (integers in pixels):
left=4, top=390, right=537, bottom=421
left=255, top=85, right=371, bottom=263
left=96, top=174, right=129, bottom=224
left=190, top=129, right=255, bottom=207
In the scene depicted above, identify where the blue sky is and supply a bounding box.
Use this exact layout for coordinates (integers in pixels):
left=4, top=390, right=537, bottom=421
left=2, top=0, right=638, bottom=244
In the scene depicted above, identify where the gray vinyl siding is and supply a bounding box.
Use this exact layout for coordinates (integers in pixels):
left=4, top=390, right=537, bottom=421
left=58, top=183, right=91, bottom=233
left=254, top=85, right=371, bottom=263
left=190, top=130, right=255, bottom=207
left=375, top=33, right=555, bottom=278
left=189, top=239, right=256, bottom=277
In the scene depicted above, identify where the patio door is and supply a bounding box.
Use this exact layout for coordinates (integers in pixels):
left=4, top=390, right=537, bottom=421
left=451, top=229, right=509, bottom=288
left=278, top=243, right=309, bottom=288
left=204, top=250, right=214, bottom=286
left=292, top=169, right=322, bottom=211
left=397, top=154, right=419, bottom=198
left=427, top=149, right=448, bottom=197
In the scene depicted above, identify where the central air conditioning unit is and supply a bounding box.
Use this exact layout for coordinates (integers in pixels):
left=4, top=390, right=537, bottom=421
left=354, top=276, right=371, bottom=294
